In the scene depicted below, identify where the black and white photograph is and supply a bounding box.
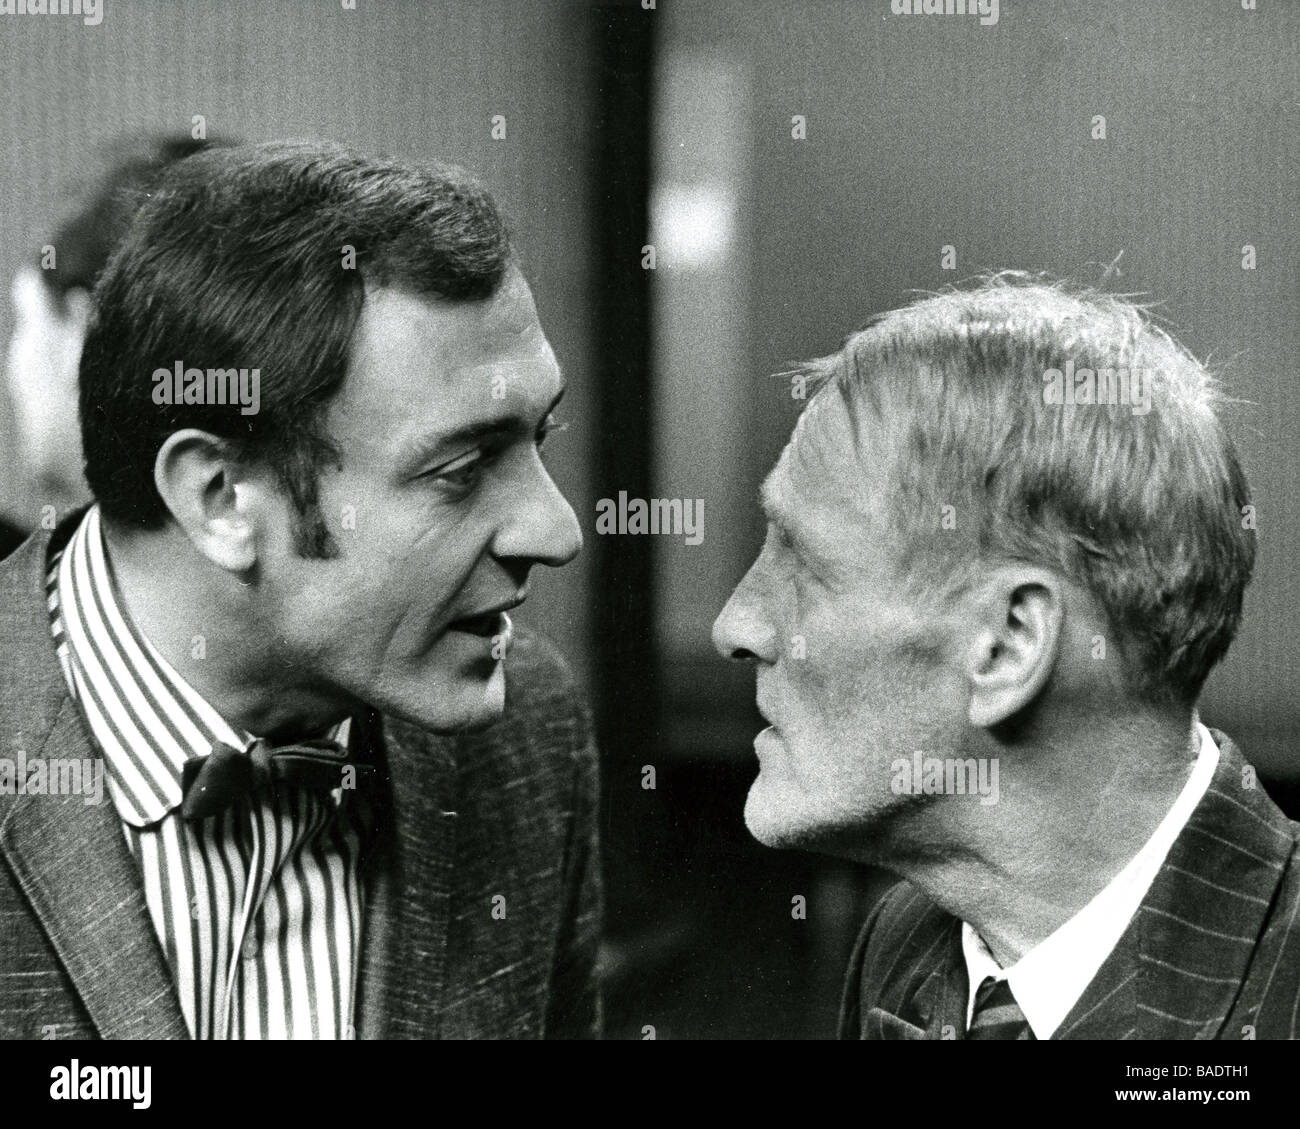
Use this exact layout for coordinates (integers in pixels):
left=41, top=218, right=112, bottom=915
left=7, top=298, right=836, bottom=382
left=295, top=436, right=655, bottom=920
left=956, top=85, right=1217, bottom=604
left=0, top=0, right=1295, bottom=1110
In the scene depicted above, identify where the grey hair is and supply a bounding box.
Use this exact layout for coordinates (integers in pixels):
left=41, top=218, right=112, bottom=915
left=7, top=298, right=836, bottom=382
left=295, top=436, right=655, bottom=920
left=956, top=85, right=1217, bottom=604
left=796, top=271, right=1255, bottom=704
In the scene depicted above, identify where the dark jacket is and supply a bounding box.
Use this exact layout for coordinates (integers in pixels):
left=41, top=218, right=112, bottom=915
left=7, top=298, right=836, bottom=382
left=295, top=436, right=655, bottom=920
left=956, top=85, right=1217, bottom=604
left=0, top=517, right=601, bottom=1039
left=840, top=733, right=1300, bottom=1040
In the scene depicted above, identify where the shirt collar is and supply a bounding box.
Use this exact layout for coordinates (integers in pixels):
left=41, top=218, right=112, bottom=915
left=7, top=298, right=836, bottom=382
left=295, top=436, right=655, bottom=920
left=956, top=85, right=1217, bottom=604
left=961, top=721, right=1220, bottom=1038
left=51, top=505, right=349, bottom=828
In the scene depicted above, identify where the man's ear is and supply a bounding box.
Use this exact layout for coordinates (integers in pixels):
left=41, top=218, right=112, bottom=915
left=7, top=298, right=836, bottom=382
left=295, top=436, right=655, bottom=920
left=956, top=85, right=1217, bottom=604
left=154, top=429, right=260, bottom=572
left=965, top=570, right=1065, bottom=729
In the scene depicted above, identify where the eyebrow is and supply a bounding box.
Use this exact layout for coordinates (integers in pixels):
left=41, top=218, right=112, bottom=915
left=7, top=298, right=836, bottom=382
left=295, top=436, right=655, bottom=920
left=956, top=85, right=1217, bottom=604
left=399, top=383, right=566, bottom=474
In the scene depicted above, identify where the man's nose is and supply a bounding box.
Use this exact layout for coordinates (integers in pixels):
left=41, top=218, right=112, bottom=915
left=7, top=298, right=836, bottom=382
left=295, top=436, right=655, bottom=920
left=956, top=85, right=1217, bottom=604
left=493, top=460, right=583, bottom=568
left=712, top=571, right=776, bottom=664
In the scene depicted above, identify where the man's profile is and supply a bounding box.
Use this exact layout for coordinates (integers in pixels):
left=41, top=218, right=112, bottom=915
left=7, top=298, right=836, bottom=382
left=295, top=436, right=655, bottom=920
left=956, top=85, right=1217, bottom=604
left=714, top=273, right=1299, bottom=1040
left=0, top=140, right=600, bottom=1039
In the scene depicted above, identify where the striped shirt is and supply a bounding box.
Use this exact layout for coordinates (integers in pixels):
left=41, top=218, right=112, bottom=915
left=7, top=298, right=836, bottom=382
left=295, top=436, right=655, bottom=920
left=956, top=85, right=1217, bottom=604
left=47, top=505, right=365, bottom=1039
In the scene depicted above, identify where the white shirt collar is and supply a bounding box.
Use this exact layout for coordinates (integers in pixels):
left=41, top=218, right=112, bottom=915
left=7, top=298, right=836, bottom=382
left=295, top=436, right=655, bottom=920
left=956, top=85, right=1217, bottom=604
left=960, top=721, right=1220, bottom=1038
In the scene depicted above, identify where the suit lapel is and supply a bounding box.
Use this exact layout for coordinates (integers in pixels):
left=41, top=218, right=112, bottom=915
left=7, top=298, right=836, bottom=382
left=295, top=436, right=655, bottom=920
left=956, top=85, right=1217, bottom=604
left=909, top=941, right=969, bottom=1039
left=0, top=521, right=188, bottom=1038
left=844, top=886, right=970, bottom=1040
left=862, top=1006, right=928, bottom=1040
left=353, top=711, right=458, bottom=1038
left=887, top=916, right=968, bottom=1039
left=1056, top=732, right=1293, bottom=1040
left=1132, top=732, right=1293, bottom=1039
left=0, top=699, right=188, bottom=1038
left=1053, top=930, right=1140, bottom=1039
left=1, top=520, right=469, bottom=1040
left=1, top=647, right=465, bottom=1043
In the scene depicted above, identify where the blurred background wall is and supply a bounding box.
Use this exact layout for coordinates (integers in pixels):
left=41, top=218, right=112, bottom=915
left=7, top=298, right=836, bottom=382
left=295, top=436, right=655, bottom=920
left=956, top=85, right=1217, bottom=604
left=0, top=0, right=1296, bottom=1040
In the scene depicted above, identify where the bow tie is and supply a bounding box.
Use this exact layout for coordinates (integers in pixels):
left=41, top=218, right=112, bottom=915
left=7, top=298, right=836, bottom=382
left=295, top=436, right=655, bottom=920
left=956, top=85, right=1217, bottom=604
left=180, top=737, right=368, bottom=821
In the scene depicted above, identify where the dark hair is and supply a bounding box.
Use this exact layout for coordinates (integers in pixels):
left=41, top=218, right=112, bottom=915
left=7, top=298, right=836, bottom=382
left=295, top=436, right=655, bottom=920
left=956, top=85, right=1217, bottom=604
left=36, top=133, right=232, bottom=312
left=79, top=139, right=513, bottom=555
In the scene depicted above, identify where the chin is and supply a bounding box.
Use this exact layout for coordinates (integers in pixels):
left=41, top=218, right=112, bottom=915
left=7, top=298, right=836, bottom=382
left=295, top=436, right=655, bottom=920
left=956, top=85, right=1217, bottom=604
left=743, top=776, right=821, bottom=850
left=744, top=774, right=880, bottom=858
left=381, top=661, right=508, bottom=734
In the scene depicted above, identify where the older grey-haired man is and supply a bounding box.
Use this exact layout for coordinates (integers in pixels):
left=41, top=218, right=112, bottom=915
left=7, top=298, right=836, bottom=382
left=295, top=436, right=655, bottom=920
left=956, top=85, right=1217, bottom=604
left=714, top=274, right=1300, bottom=1040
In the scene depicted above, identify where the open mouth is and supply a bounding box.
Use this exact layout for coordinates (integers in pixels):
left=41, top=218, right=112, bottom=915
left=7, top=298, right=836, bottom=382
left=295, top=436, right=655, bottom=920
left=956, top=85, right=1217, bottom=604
left=448, top=610, right=507, bottom=638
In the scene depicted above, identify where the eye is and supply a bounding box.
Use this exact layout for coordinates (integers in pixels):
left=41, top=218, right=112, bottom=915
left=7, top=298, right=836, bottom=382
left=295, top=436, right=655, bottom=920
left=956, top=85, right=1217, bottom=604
left=769, top=521, right=805, bottom=581
left=428, top=448, right=494, bottom=493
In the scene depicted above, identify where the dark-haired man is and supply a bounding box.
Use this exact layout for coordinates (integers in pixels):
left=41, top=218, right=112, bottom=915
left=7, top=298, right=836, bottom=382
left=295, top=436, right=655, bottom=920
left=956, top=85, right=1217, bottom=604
left=715, top=276, right=1300, bottom=1039
left=2, top=135, right=231, bottom=549
left=0, top=140, right=600, bottom=1039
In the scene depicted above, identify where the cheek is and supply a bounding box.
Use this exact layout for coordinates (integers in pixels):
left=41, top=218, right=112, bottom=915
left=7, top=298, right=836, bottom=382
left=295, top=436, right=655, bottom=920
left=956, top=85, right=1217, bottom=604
left=788, top=606, right=906, bottom=726
left=335, top=517, right=486, bottom=620
left=277, top=562, right=439, bottom=671
left=788, top=590, right=857, bottom=677
left=300, top=478, right=497, bottom=622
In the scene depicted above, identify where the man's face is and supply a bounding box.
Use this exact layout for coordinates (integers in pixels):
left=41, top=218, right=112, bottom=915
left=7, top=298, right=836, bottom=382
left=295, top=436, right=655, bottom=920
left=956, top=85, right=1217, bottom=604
left=5, top=267, right=89, bottom=507
left=712, top=390, right=968, bottom=856
left=255, top=267, right=581, bottom=733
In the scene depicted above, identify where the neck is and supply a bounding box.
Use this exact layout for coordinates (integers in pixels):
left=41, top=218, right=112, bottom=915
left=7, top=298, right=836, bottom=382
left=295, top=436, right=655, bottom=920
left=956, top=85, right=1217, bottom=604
left=103, top=520, right=352, bottom=739
left=873, top=709, right=1199, bottom=966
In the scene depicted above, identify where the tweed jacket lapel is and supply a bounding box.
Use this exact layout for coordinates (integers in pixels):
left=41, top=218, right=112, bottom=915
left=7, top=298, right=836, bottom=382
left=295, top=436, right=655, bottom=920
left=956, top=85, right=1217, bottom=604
left=0, top=524, right=188, bottom=1038
left=353, top=711, right=458, bottom=1039
left=1055, top=732, right=1293, bottom=1039
left=2, top=519, right=469, bottom=1039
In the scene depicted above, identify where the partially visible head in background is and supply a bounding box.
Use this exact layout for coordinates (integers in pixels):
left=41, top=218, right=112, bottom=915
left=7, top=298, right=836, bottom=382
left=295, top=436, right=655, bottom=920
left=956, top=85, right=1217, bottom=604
left=4, top=134, right=230, bottom=514
left=714, top=272, right=1256, bottom=855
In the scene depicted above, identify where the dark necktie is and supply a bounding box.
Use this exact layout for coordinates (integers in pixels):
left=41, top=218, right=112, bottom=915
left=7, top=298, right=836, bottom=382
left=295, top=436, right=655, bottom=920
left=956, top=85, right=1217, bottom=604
left=967, top=976, right=1036, bottom=1040
left=180, top=737, right=369, bottom=821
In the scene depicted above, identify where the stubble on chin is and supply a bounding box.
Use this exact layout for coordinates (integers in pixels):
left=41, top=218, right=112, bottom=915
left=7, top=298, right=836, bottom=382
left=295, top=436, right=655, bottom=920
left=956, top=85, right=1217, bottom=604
left=742, top=775, right=924, bottom=865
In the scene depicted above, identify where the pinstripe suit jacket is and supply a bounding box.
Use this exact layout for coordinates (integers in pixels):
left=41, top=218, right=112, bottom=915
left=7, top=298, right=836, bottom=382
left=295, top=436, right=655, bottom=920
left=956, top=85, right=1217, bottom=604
left=840, top=733, right=1300, bottom=1040
left=0, top=518, right=602, bottom=1039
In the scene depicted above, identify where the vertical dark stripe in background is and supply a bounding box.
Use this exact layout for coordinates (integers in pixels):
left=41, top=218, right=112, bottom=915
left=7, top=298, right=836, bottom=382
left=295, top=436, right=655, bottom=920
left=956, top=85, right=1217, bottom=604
left=591, top=5, right=656, bottom=760
left=588, top=1, right=659, bottom=978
